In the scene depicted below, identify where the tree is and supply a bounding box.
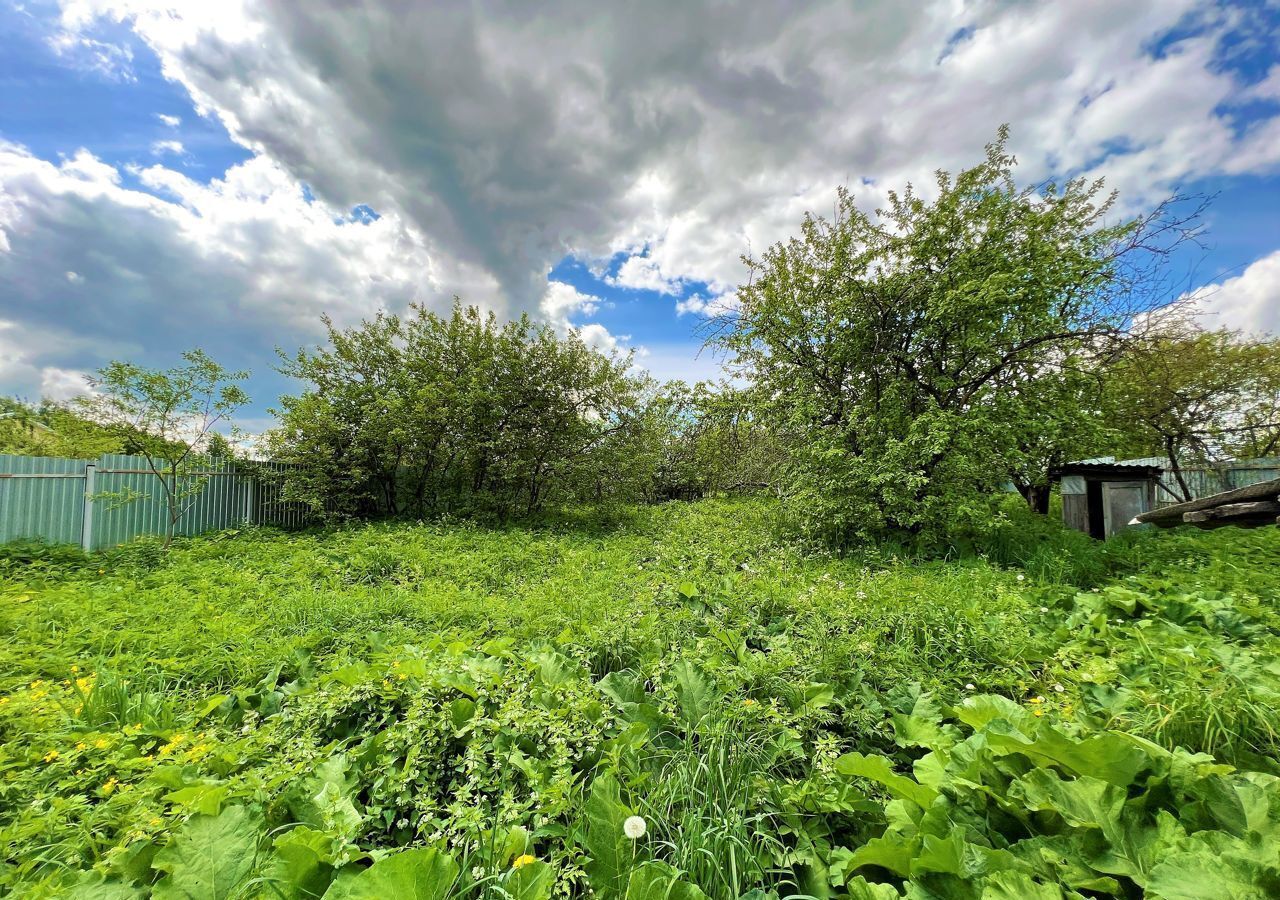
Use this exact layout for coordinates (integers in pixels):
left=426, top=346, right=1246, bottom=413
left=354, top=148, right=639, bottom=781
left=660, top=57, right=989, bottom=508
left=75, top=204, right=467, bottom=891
left=1104, top=319, right=1280, bottom=500
left=77, top=350, right=249, bottom=548
left=714, top=128, right=1198, bottom=547
left=0, top=397, right=154, bottom=459
left=269, top=302, right=649, bottom=520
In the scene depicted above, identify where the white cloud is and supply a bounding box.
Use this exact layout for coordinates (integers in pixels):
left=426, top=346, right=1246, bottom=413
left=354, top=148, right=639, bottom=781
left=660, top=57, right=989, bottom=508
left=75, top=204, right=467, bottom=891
left=150, top=139, right=185, bottom=157
left=1195, top=250, right=1280, bottom=337
left=573, top=322, right=626, bottom=356
left=607, top=254, right=684, bottom=295
left=46, top=28, right=134, bottom=81
left=47, top=0, right=1280, bottom=321
left=0, top=141, right=477, bottom=397
left=539, top=281, right=631, bottom=356
left=40, top=367, right=93, bottom=402
left=540, top=280, right=601, bottom=332
left=675, top=293, right=739, bottom=318
left=0, top=0, right=1273, bottom=406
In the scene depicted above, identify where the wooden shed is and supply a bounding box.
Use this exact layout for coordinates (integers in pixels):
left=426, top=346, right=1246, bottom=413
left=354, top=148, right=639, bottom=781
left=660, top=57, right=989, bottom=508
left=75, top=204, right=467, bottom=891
left=1051, top=460, right=1163, bottom=539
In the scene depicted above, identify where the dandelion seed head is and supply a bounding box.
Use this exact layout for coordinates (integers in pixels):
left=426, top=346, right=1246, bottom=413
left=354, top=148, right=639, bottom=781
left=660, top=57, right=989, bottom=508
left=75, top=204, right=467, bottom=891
left=623, top=815, right=647, bottom=839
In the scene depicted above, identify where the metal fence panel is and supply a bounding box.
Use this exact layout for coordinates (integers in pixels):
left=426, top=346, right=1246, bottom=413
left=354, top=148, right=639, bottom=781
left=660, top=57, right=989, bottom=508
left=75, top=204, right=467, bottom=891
left=0, top=454, right=88, bottom=545
left=91, top=454, right=251, bottom=550
left=0, top=452, right=316, bottom=550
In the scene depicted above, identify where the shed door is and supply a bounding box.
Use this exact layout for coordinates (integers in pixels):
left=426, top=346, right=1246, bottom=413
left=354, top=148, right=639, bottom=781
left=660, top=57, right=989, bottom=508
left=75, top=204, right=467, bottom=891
left=1102, top=481, right=1149, bottom=538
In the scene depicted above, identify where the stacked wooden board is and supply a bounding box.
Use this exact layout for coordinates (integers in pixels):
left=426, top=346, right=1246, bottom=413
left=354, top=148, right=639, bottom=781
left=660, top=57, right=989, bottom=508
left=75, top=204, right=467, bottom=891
left=1133, top=477, right=1280, bottom=529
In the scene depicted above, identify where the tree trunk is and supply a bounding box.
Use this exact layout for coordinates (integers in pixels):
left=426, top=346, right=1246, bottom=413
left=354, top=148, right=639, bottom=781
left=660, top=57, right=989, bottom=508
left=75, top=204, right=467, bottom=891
left=1164, top=436, right=1193, bottom=502
left=1023, top=483, right=1052, bottom=515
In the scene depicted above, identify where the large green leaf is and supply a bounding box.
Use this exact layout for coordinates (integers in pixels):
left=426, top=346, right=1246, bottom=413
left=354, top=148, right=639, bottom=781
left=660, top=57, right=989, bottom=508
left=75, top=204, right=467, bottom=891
left=623, top=862, right=708, bottom=900
left=672, top=659, right=716, bottom=725
left=836, top=753, right=938, bottom=809
left=262, top=827, right=342, bottom=899
left=499, top=860, right=555, bottom=900
left=321, top=848, right=459, bottom=900
left=582, top=774, right=635, bottom=895
left=954, top=695, right=1037, bottom=733
left=67, top=876, right=146, bottom=900
left=152, top=805, right=262, bottom=900
left=978, top=871, right=1067, bottom=899
left=985, top=725, right=1149, bottom=788
left=1010, top=769, right=1125, bottom=832
left=1146, top=846, right=1274, bottom=900
left=841, top=877, right=902, bottom=900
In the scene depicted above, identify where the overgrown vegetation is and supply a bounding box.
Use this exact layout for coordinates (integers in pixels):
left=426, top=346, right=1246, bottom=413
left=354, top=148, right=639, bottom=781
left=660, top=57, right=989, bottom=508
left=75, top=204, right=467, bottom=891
left=2, top=500, right=1278, bottom=897
left=266, top=304, right=778, bottom=522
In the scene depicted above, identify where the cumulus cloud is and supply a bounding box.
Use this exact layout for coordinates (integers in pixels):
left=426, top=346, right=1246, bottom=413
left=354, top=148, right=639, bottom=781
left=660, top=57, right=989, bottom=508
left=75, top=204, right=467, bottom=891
left=1195, top=250, right=1280, bottom=336
left=2, top=0, right=1277, bottom=406
left=0, top=141, right=468, bottom=397
left=50, top=0, right=1280, bottom=319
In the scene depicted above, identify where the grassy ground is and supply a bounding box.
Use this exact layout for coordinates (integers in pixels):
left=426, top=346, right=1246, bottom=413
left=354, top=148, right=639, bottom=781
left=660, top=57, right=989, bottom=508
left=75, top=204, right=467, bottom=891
left=2, top=499, right=1279, bottom=897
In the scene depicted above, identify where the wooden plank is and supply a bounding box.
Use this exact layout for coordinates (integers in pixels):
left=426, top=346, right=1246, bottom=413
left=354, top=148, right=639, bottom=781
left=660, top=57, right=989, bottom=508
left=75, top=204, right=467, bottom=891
left=1135, top=477, right=1280, bottom=525
left=1213, top=500, right=1280, bottom=518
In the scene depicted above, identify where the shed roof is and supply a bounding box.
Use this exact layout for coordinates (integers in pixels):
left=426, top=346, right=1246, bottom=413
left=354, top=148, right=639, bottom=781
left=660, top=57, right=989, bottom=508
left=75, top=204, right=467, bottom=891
left=1050, top=460, right=1163, bottom=480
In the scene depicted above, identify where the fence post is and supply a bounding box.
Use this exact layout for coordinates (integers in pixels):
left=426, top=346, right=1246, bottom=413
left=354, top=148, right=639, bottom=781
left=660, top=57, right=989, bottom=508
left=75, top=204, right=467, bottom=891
left=243, top=475, right=256, bottom=525
left=81, top=464, right=96, bottom=551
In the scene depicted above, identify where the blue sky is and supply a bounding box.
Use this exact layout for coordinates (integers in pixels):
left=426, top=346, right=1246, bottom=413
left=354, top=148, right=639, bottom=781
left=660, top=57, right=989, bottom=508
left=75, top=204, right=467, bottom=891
left=0, top=1, right=1278, bottom=429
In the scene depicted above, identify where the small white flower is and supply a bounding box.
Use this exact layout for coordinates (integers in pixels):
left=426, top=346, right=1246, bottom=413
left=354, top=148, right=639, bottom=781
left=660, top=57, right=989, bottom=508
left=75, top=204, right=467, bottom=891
left=1052, top=684, right=1065, bottom=693
left=1016, top=573, right=1025, bottom=582
left=1039, top=606, right=1049, bottom=614
left=964, top=683, right=975, bottom=691
left=623, top=815, right=647, bottom=840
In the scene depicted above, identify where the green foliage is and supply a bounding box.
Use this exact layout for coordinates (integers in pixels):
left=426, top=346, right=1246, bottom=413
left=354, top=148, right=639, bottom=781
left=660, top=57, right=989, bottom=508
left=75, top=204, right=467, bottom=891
left=639, top=381, right=783, bottom=501
left=2, top=500, right=1278, bottom=897
left=269, top=302, right=649, bottom=522
left=74, top=350, right=249, bottom=547
left=1102, top=318, right=1280, bottom=498
left=717, top=128, right=1191, bottom=547
left=0, top=397, right=149, bottom=459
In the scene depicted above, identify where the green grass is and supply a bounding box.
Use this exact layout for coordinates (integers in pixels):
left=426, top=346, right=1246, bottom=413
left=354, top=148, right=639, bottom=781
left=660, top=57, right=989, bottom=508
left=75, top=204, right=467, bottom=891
left=1, top=499, right=1278, bottom=897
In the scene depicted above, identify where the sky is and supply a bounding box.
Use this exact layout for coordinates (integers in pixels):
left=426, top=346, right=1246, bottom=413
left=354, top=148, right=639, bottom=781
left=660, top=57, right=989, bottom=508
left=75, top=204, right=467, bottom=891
left=0, top=0, right=1278, bottom=431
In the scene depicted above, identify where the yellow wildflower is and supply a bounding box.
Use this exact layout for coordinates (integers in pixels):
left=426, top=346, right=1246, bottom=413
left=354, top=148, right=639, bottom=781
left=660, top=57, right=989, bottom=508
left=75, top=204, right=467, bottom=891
left=742, top=698, right=756, bottom=707
left=1033, top=709, right=1044, bottom=717
left=75, top=741, right=87, bottom=751
left=43, top=750, right=59, bottom=762
left=71, top=665, right=79, bottom=674
left=513, top=854, right=536, bottom=869
left=94, top=738, right=109, bottom=749
left=30, top=680, right=43, bottom=689
left=397, top=673, right=407, bottom=681
left=0, top=697, right=8, bottom=705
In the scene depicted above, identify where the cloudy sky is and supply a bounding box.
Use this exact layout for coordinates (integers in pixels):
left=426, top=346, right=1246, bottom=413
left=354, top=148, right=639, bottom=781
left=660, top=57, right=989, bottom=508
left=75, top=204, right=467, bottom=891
left=1, top=0, right=1278, bottom=427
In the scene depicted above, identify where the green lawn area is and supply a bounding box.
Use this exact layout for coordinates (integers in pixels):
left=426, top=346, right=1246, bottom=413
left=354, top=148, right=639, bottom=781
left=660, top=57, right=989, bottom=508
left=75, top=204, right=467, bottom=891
left=3, top=500, right=1279, bottom=898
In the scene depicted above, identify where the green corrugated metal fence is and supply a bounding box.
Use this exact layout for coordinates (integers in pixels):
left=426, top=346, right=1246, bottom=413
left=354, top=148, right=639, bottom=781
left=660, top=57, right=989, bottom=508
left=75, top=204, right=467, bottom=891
left=0, top=455, right=88, bottom=546
left=0, top=452, right=313, bottom=550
